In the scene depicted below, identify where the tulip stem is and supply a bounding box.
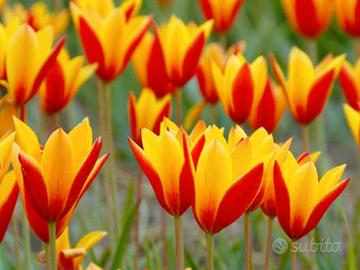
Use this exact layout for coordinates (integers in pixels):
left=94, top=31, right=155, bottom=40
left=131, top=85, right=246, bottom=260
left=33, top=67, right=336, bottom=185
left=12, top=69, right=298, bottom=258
left=48, top=222, right=57, bottom=270
left=291, top=241, right=297, bottom=270
left=210, top=104, right=218, bottom=124
left=23, top=214, right=32, bottom=270
left=264, top=217, right=273, bottom=270
left=206, top=233, right=214, bottom=270
left=175, top=90, right=183, bottom=125
left=96, top=79, right=120, bottom=246
left=302, top=125, right=310, bottom=152
left=174, top=216, right=184, bottom=270
left=11, top=217, right=22, bottom=269
left=244, top=213, right=253, bottom=270
left=134, top=170, right=143, bottom=270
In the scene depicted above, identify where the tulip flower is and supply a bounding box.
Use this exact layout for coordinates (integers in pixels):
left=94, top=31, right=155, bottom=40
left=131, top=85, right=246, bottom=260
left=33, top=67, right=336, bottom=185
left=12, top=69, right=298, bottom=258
left=0, top=98, right=17, bottom=137
left=156, top=15, right=213, bottom=87
left=128, top=88, right=171, bottom=145
left=40, top=50, right=97, bottom=115
left=3, top=2, right=69, bottom=37
left=156, top=0, right=171, bottom=7
left=281, top=0, right=333, bottom=38
left=0, top=132, right=18, bottom=242
left=56, top=228, right=107, bottom=270
left=199, top=0, right=244, bottom=33
left=6, top=24, right=65, bottom=107
left=339, top=60, right=360, bottom=110
left=274, top=154, right=350, bottom=241
left=70, top=1, right=151, bottom=82
left=132, top=32, right=176, bottom=98
left=335, top=0, right=360, bottom=36
left=0, top=0, right=6, bottom=10
left=344, top=104, right=360, bottom=148
left=271, top=47, right=345, bottom=125
left=247, top=79, right=286, bottom=133
left=12, top=118, right=109, bottom=242
left=212, top=54, right=264, bottom=124
left=129, top=120, right=195, bottom=270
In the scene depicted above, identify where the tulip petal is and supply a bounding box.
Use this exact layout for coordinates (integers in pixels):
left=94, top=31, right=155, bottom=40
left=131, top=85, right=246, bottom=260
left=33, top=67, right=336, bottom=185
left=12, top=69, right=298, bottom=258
left=294, top=0, right=321, bottom=37
left=212, top=163, right=263, bottom=233
left=339, top=66, right=359, bottom=110
left=0, top=171, right=18, bottom=242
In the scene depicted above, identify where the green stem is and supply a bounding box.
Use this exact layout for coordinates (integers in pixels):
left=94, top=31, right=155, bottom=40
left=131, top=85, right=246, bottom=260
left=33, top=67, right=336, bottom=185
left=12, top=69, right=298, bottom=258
left=302, top=125, right=310, bottom=152
left=244, top=213, right=253, bottom=270
left=264, top=218, right=273, bottom=270
left=11, top=217, right=21, bottom=268
left=206, top=233, right=214, bottom=270
left=291, top=241, right=297, bottom=270
left=134, top=170, right=143, bottom=270
left=175, top=90, right=183, bottom=125
left=96, top=79, right=120, bottom=246
left=48, top=222, right=57, bottom=270
left=22, top=213, right=32, bottom=270
left=210, top=104, right=218, bottom=124
left=174, top=216, right=184, bottom=270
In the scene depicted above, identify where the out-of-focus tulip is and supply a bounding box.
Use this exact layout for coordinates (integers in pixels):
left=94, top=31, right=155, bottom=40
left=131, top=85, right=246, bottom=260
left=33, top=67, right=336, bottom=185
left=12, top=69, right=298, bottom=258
left=192, top=125, right=264, bottom=234
left=248, top=79, right=286, bottom=133
left=0, top=0, right=6, bottom=11
left=156, top=15, right=213, bottom=87
left=3, top=2, right=69, bottom=37
left=128, top=88, right=171, bottom=145
left=133, top=32, right=176, bottom=98
left=128, top=120, right=195, bottom=216
left=12, top=118, right=109, bottom=242
left=344, top=104, right=360, bottom=148
left=40, top=50, right=97, bottom=115
left=0, top=132, right=18, bottom=242
left=6, top=24, right=65, bottom=107
left=212, top=54, right=262, bottom=124
left=56, top=227, right=107, bottom=270
left=156, top=0, right=171, bottom=7
left=0, top=98, right=17, bottom=137
left=0, top=21, right=19, bottom=81
left=274, top=153, right=349, bottom=240
left=271, top=47, right=345, bottom=125
left=70, top=0, right=151, bottom=82
left=281, top=0, right=333, bottom=38
left=339, top=60, right=360, bottom=110
left=335, top=0, right=360, bottom=36
left=199, top=0, right=244, bottom=33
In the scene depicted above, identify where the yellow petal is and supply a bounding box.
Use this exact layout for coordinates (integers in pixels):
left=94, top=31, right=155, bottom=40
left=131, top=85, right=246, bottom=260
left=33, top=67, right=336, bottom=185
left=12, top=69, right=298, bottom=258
left=344, top=104, right=360, bottom=147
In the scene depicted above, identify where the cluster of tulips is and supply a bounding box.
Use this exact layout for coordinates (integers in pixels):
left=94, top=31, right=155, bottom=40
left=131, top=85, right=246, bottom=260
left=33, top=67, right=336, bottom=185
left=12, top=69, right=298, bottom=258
left=0, top=0, right=358, bottom=270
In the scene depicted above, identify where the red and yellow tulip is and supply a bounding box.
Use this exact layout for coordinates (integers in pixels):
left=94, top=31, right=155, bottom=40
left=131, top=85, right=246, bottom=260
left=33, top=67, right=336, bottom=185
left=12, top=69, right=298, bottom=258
left=56, top=227, right=107, bottom=270
left=199, top=0, right=244, bottom=33
left=0, top=133, right=18, bottom=242
left=0, top=98, right=17, bottom=137
left=6, top=24, right=65, bottom=106
left=212, top=54, right=263, bottom=124
left=335, top=0, right=360, bottom=36
left=156, top=16, right=213, bottom=87
left=70, top=0, right=151, bottom=82
left=128, top=120, right=195, bottom=216
left=133, top=32, right=176, bottom=98
left=274, top=152, right=349, bottom=240
left=339, top=60, right=360, bottom=110
left=128, top=88, right=171, bottom=146
left=40, top=49, right=97, bottom=115
left=281, top=0, right=333, bottom=38
left=12, top=118, right=109, bottom=242
left=271, top=47, right=344, bottom=125
left=3, top=2, right=69, bottom=37
left=344, top=104, right=360, bottom=148
left=192, top=125, right=264, bottom=234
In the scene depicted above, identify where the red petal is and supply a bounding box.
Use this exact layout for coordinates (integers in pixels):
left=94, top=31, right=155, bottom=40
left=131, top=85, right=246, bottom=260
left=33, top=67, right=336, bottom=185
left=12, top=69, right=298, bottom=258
left=0, top=181, right=18, bottom=242
left=199, top=0, right=213, bottom=21
left=148, top=28, right=176, bottom=97
left=128, top=138, right=172, bottom=214
left=230, top=62, right=254, bottom=124
left=178, top=133, right=195, bottom=215
left=294, top=0, right=321, bottom=38
left=29, top=37, right=66, bottom=102
left=339, top=67, right=359, bottom=110
left=304, top=70, right=334, bottom=124
left=152, top=101, right=171, bottom=135
left=191, top=134, right=205, bottom=168
left=60, top=138, right=103, bottom=218
left=273, top=162, right=293, bottom=238
left=299, top=179, right=350, bottom=239
left=19, top=153, right=50, bottom=221
left=212, top=164, right=264, bottom=234
left=79, top=17, right=107, bottom=81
